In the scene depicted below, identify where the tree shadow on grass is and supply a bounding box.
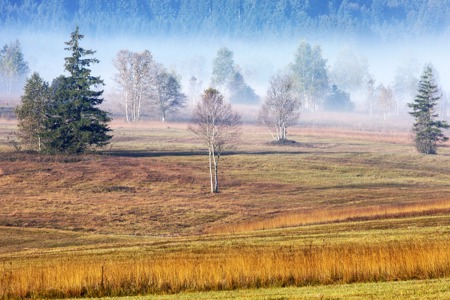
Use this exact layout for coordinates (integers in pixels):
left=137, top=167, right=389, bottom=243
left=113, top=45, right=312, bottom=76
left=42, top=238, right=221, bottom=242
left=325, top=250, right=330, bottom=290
left=103, top=149, right=314, bottom=158
left=104, top=150, right=205, bottom=158
left=102, top=139, right=366, bottom=158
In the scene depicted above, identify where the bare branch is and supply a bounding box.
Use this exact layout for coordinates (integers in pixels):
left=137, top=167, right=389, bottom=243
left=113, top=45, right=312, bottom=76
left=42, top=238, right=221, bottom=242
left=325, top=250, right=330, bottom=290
left=258, top=73, right=301, bottom=141
left=189, top=88, right=241, bottom=193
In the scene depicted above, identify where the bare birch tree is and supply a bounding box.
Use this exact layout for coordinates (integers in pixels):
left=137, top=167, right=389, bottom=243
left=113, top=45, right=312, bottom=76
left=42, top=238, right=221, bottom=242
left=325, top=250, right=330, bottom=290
left=113, top=50, right=156, bottom=122
left=377, top=84, right=395, bottom=120
left=258, top=73, right=301, bottom=142
left=189, top=88, right=241, bottom=193
left=189, top=76, right=203, bottom=105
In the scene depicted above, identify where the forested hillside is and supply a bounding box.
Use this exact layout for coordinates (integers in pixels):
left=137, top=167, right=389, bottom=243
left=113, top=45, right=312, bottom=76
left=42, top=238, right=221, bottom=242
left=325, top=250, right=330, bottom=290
left=1, top=0, right=449, bottom=39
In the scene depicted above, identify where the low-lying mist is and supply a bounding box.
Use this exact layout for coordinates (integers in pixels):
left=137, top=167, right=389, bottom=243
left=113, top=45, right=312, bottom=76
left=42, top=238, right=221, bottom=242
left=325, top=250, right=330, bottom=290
left=2, top=28, right=450, bottom=123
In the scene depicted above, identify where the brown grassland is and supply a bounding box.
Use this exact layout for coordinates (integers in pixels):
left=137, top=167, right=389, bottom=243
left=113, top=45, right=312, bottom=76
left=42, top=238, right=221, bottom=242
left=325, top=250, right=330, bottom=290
left=0, top=115, right=449, bottom=299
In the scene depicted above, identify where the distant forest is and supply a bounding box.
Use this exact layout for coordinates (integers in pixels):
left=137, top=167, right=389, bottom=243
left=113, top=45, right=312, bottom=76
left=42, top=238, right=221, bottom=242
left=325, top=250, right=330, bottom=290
left=1, top=0, right=450, bottom=39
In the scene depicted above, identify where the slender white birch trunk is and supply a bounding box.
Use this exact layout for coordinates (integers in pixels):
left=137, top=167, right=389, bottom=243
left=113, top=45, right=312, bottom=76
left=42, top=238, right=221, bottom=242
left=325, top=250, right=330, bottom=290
left=125, top=91, right=130, bottom=122
left=213, top=151, right=219, bottom=193
left=208, top=147, right=214, bottom=193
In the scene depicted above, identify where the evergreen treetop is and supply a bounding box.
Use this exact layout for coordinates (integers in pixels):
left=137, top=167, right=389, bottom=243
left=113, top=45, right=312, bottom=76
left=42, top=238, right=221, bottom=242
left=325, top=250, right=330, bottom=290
left=408, top=66, right=449, bottom=154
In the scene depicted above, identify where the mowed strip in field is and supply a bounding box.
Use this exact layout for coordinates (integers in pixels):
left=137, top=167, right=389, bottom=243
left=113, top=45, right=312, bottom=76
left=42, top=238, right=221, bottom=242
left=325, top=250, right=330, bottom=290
left=0, top=120, right=449, bottom=299
left=76, top=278, right=450, bottom=300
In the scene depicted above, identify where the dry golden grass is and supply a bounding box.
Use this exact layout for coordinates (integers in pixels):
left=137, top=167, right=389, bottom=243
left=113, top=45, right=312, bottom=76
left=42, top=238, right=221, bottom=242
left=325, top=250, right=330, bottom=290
left=211, top=199, right=450, bottom=234
left=2, top=210, right=450, bottom=299
left=0, top=119, right=17, bottom=152
left=1, top=228, right=449, bottom=299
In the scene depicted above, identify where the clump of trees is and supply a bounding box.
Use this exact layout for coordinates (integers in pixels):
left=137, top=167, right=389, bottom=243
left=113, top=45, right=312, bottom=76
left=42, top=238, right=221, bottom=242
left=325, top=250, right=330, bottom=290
left=393, top=58, right=420, bottom=116
left=376, top=84, right=395, bottom=120
left=211, top=47, right=235, bottom=90
left=15, top=27, right=112, bottom=154
left=153, top=68, right=186, bottom=122
left=113, top=50, right=186, bottom=122
left=0, top=40, right=29, bottom=98
left=113, top=50, right=156, bottom=123
left=189, top=88, right=241, bottom=193
left=408, top=65, right=449, bottom=154
left=329, top=48, right=369, bottom=94
left=290, top=41, right=328, bottom=111
left=258, top=73, right=301, bottom=142
left=211, top=47, right=259, bottom=105
left=323, top=84, right=354, bottom=112
left=15, top=72, right=50, bottom=152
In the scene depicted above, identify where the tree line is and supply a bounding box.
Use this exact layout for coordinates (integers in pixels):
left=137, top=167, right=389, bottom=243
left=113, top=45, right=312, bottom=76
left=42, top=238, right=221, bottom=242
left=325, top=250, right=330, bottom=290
left=5, top=37, right=436, bottom=122
left=1, top=0, right=450, bottom=40
left=207, top=43, right=449, bottom=123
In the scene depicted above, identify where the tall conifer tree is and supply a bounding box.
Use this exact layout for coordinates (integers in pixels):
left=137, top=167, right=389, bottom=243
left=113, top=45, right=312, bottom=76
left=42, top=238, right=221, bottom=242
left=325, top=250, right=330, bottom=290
left=408, top=66, right=449, bottom=154
left=45, top=26, right=112, bottom=154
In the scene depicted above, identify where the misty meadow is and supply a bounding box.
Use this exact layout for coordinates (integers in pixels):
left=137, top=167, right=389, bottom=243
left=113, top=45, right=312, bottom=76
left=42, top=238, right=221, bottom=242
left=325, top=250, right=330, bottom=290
left=1, top=1, right=450, bottom=300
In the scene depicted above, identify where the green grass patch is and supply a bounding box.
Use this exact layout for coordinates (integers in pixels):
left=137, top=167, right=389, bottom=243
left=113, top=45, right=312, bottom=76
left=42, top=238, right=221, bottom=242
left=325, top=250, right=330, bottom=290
left=74, top=278, right=450, bottom=300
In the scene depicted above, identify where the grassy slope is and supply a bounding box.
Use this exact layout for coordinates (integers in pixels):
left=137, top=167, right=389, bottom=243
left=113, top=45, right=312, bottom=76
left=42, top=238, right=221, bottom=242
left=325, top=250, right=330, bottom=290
left=1, top=119, right=450, bottom=298
left=1, top=121, right=449, bottom=236
left=1, top=212, right=449, bottom=258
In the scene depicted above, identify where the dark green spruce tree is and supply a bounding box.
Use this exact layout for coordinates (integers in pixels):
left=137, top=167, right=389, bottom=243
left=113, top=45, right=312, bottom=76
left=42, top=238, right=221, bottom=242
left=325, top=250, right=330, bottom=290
left=408, top=66, right=449, bottom=154
left=45, top=26, right=112, bottom=154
